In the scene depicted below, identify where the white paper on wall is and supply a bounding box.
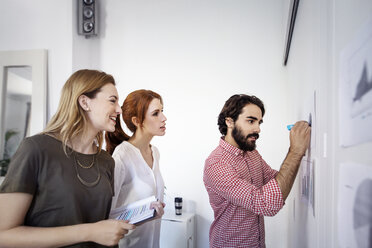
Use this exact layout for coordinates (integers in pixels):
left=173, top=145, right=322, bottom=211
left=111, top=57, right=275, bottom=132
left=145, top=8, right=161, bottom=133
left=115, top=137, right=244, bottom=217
left=297, top=91, right=316, bottom=216
left=300, top=158, right=315, bottom=216
left=339, top=16, right=372, bottom=147
left=338, top=162, right=372, bottom=248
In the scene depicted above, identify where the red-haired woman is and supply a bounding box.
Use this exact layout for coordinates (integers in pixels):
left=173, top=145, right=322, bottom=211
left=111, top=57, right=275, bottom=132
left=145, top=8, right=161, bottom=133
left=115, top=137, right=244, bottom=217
left=105, top=89, right=166, bottom=248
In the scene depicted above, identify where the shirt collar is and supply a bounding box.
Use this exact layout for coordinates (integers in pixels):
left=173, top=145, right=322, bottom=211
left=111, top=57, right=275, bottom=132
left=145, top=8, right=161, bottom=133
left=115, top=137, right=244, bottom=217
left=219, top=136, right=245, bottom=157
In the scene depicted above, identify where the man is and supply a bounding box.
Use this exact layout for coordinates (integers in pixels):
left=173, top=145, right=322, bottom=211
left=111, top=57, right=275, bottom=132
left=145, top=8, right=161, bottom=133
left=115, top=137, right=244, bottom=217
left=203, top=94, right=311, bottom=248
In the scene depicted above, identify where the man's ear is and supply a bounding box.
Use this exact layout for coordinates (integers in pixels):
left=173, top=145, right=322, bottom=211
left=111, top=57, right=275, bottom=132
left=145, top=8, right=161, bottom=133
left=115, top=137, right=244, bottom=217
left=225, top=117, right=234, bottom=128
left=78, top=95, right=90, bottom=111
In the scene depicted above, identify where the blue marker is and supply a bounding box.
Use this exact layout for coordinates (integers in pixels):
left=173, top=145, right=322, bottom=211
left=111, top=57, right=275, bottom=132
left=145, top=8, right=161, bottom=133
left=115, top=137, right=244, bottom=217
left=287, top=117, right=312, bottom=131
left=287, top=124, right=294, bottom=131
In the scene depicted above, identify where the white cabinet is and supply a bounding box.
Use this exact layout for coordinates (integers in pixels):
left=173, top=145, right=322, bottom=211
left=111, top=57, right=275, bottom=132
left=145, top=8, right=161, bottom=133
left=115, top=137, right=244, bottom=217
left=160, top=211, right=195, bottom=248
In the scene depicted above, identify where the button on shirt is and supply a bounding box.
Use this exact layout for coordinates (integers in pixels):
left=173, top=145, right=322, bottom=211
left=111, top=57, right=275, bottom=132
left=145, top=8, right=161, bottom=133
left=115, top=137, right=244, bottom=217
left=203, top=138, right=284, bottom=248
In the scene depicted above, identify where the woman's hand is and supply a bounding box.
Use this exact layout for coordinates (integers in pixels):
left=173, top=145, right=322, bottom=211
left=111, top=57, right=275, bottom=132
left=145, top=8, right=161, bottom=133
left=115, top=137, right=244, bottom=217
left=150, top=201, right=166, bottom=219
left=0, top=192, right=136, bottom=248
left=88, top=219, right=136, bottom=246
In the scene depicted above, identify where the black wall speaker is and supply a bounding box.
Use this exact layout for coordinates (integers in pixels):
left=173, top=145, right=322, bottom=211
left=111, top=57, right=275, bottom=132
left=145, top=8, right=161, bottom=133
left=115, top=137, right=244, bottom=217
left=78, top=0, right=98, bottom=37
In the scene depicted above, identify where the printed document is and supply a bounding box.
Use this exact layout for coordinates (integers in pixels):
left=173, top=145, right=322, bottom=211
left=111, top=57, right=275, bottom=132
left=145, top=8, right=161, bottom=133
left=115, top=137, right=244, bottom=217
left=110, top=195, right=157, bottom=224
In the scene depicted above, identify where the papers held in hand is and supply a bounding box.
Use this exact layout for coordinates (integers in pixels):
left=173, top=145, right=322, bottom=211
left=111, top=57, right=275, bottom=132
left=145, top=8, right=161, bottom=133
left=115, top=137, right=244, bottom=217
left=110, top=195, right=157, bottom=224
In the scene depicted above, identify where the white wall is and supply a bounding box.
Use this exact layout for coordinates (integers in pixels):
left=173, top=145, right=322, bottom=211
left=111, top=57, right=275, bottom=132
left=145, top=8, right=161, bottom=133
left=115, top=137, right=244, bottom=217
left=284, top=0, right=332, bottom=246
left=0, top=0, right=74, bottom=119
left=98, top=1, right=290, bottom=247
left=284, top=0, right=372, bottom=247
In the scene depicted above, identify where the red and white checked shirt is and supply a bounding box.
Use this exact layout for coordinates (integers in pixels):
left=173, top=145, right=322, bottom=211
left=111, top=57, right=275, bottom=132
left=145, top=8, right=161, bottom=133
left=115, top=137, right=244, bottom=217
left=203, top=137, right=284, bottom=248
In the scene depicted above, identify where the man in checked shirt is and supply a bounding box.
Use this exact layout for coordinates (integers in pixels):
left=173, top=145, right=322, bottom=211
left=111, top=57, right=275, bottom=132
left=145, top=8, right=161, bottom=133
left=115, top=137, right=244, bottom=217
left=203, top=94, right=311, bottom=248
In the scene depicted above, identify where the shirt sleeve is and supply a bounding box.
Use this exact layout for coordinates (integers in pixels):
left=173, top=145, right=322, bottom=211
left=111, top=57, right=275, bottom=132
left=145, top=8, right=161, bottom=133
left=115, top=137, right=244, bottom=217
left=0, top=137, right=40, bottom=195
left=111, top=147, right=127, bottom=209
left=204, top=160, right=284, bottom=216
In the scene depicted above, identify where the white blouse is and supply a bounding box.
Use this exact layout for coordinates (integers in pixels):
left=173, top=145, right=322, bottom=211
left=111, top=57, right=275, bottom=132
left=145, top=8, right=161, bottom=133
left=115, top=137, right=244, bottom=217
left=111, top=141, right=164, bottom=248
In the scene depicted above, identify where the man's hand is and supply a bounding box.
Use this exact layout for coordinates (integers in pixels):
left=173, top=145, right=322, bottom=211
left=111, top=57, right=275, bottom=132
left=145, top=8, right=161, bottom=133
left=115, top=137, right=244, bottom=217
left=289, top=121, right=311, bottom=156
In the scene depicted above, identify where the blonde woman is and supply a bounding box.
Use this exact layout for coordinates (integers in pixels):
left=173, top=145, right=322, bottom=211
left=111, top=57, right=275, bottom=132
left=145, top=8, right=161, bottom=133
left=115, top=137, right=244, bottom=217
left=105, top=89, right=166, bottom=248
left=0, top=69, right=135, bottom=248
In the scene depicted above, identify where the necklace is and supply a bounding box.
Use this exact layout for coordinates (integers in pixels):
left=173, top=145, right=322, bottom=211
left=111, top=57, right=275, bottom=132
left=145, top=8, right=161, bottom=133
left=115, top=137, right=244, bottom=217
left=73, top=153, right=101, bottom=187
left=76, top=155, right=95, bottom=169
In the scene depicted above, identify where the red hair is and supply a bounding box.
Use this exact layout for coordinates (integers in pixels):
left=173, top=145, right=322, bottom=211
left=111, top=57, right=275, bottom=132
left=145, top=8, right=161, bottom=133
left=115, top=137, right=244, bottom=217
left=105, top=89, right=162, bottom=154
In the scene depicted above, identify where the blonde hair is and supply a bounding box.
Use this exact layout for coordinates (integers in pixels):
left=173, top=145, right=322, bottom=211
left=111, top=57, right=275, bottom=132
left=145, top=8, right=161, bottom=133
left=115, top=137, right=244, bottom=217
left=43, top=69, right=115, bottom=154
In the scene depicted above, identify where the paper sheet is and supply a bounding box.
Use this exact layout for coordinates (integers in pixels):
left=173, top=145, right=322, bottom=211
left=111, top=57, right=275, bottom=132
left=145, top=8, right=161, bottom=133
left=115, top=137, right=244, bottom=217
left=297, top=91, right=316, bottom=216
left=338, top=162, right=372, bottom=248
left=339, top=16, right=372, bottom=147
left=300, top=158, right=315, bottom=216
left=110, top=195, right=156, bottom=224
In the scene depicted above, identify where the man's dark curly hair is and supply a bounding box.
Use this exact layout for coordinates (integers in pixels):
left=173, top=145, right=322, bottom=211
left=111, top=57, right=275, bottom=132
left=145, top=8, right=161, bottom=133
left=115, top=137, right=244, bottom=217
left=217, top=94, right=265, bottom=135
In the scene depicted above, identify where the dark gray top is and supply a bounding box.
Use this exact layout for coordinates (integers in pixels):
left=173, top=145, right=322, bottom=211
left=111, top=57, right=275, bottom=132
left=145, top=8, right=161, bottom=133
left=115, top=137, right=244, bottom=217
left=0, top=134, right=115, bottom=248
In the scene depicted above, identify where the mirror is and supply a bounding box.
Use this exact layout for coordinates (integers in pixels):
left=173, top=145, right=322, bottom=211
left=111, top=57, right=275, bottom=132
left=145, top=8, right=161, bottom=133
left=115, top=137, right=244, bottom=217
left=0, top=50, right=47, bottom=176
left=2, top=67, right=32, bottom=166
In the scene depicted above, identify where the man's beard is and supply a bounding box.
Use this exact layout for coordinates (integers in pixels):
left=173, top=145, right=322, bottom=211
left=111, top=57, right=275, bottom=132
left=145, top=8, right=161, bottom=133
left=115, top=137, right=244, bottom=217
left=232, top=126, right=259, bottom=152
